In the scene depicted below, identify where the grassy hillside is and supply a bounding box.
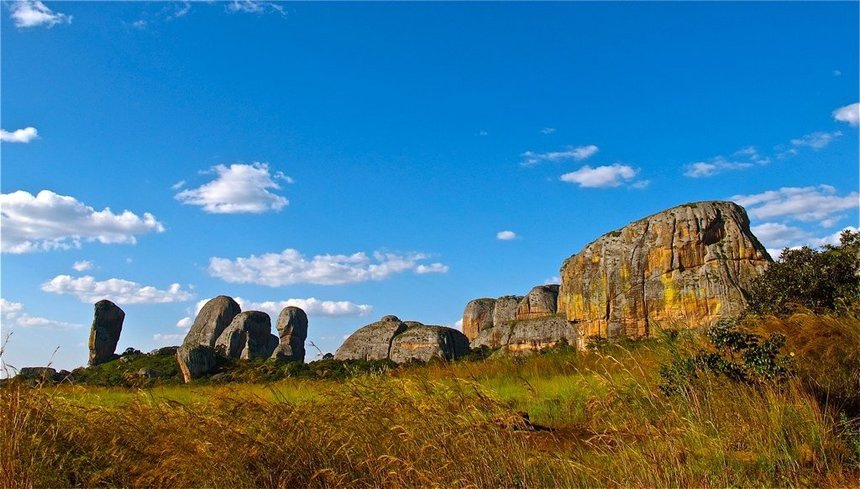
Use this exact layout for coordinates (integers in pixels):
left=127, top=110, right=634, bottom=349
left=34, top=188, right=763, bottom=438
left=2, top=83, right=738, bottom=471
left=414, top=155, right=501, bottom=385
left=3, top=314, right=859, bottom=487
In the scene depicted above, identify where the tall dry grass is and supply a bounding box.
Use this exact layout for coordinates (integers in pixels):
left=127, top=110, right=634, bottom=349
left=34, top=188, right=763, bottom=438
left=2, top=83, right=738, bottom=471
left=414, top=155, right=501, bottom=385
left=2, top=315, right=858, bottom=488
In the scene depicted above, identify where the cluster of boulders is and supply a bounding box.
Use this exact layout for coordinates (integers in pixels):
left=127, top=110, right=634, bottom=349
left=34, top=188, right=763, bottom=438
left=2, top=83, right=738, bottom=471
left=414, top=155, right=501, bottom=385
left=176, top=296, right=308, bottom=382
left=335, top=315, right=470, bottom=363
left=463, top=285, right=578, bottom=353
left=459, top=200, right=771, bottom=351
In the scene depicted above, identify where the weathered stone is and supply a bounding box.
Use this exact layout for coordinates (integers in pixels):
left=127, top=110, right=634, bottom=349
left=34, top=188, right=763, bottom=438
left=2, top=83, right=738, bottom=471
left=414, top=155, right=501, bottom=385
left=390, top=325, right=471, bottom=363
left=271, top=306, right=308, bottom=362
left=18, top=367, right=57, bottom=381
left=334, top=317, right=407, bottom=361
left=493, top=296, right=523, bottom=326
left=182, top=296, right=241, bottom=349
left=516, top=285, right=559, bottom=320
left=403, top=321, right=425, bottom=328
left=88, top=300, right=125, bottom=366
left=177, top=345, right=217, bottom=383
left=462, top=298, right=496, bottom=341
left=558, top=201, right=771, bottom=341
left=215, top=311, right=277, bottom=360
left=470, top=316, right=578, bottom=351
left=149, top=346, right=179, bottom=356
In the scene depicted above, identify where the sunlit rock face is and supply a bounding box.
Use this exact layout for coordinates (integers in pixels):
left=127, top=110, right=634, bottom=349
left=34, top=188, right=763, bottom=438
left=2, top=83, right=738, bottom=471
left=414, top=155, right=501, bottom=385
left=558, top=201, right=771, bottom=340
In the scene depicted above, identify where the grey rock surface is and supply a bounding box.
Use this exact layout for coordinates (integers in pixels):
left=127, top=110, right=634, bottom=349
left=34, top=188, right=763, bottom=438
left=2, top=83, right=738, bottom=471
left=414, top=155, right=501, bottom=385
left=88, top=300, right=125, bottom=366
left=176, top=344, right=217, bottom=383
left=389, top=325, right=471, bottom=363
left=215, top=311, right=277, bottom=360
left=334, top=316, right=407, bottom=361
left=462, top=298, right=496, bottom=341
left=271, top=306, right=308, bottom=362
left=516, top=285, right=559, bottom=320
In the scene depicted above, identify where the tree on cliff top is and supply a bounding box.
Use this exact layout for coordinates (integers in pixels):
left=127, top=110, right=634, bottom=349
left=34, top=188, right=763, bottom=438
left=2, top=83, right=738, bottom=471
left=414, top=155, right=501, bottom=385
left=748, top=230, right=860, bottom=315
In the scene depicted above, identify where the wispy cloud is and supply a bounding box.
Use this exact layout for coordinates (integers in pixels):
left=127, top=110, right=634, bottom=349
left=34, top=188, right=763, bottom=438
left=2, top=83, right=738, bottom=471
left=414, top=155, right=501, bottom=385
left=9, top=1, right=71, bottom=28
left=0, top=298, right=82, bottom=330
left=496, top=230, right=518, bottom=241
left=0, top=190, right=165, bottom=254
left=72, top=260, right=93, bottom=272
left=42, top=275, right=194, bottom=304
left=521, top=145, right=598, bottom=167
left=0, top=127, right=38, bottom=143
left=175, top=162, right=290, bottom=214
left=833, top=102, right=859, bottom=126
left=539, top=127, right=556, bottom=135
left=683, top=146, right=768, bottom=178
left=208, top=249, right=447, bottom=286
left=415, top=263, right=449, bottom=274
left=226, top=1, right=286, bottom=16
left=560, top=163, right=638, bottom=188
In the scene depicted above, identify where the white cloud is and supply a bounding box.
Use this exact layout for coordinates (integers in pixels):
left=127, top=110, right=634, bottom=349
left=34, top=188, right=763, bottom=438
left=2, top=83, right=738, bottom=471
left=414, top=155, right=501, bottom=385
left=544, top=276, right=560, bottom=285
left=153, top=333, right=185, bottom=343
left=751, top=222, right=810, bottom=248
left=630, top=179, right=651, bottom=190
left=176, top=316, right=193, bottom=329
left=9, top=1, right=71, bottom=28
left=237, top=297, right=372, bottom=318
left=833, top=102, right=859, bottom=126
left=0, top=190, right=165, bottom=254
left=415, top=263, right=449, bottom=274
left=521, top=145, right=598, bottom=166
left=41, top=275, right=194, bottom=304
left=131, top=19, right=147, bottom=29
left=72, top=260, right=93, bottom=272
left=175, top=162, right=290, bottom=214
left=0, top=127, right=38, bottom=143
left=0, top=298, right=81, bottom=330
left=208, top=249, right=445, bottom=286
left=454, top=318, right=463, bottom=330
left=790, top=131, right=842, bottom=150
left=560, top=164, right=637, bottom=188
left=170, top=180, right=186, bottom=190
left=539, top=127, right=556, bottom=135
left=496, top=230, right=517, bottom=240
left=808, top=226, right=859, bottom=248
left=731, top=185, right=859, bottom=222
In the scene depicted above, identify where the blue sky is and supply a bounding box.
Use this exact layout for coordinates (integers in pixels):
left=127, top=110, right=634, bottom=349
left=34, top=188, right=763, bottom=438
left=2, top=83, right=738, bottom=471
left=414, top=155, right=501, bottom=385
left=1, top=1, right=858, bottom=372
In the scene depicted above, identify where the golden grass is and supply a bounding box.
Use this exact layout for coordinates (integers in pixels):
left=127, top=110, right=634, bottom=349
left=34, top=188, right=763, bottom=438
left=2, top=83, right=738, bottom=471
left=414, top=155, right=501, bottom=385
left=2, top=315, right=859, bottom=488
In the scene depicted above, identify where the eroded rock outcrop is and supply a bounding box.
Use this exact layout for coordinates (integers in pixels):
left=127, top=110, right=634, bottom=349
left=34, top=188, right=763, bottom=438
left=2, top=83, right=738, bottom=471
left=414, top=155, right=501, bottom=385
left=493, top=296, right=523, bottom=326
left=271, top=306, right=308, bottom=362
left=177, top=295, right=241, bottom=382
left=390, top=323, right=470, bottom=363
left=334, top=315, right=408, bottom=361
left=215, top=311, right=278, bottom=360
left=461, top=299, right=496, bottom=341
left=516, top=285, right=559, bottom=320
left=177, top=345, right=218, bottom=383
left=558, top=201, right=771, bottom=340
left=88, top=300, right=125, bottom=366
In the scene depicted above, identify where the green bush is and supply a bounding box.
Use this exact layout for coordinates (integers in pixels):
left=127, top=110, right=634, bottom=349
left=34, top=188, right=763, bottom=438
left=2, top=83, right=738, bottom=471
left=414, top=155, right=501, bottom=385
left=749, top=230, right=860, bottom=315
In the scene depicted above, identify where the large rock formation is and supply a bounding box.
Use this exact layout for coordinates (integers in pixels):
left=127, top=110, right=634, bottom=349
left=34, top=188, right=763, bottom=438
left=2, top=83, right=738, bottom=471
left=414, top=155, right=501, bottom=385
left=461, top=298, right=496, bottom=342
left=389, top=323, right=471, bottom=363
left=516, top=285, right=559, bottom=320
left=215, top=311, right=278, bottom=360
left=177, top=296, right=241, bottom=382
left=472, top=317, right=578, bottom=353
left=271, top=306, right=308, bottom=362
left=558, top=201, right=771, bottom=340
left=88, top=300, right=125, bottom=366
left=493, top=296, right=523, bottom=326
left=334, top=315, right=407, bottom=361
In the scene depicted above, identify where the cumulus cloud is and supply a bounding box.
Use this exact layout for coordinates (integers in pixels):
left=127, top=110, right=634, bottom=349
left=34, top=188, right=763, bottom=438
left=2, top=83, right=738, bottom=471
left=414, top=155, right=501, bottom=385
left=9, top=1, right=71, bottom=28
left=496, top=230, right=518, bottom=240
left=72, top=260, right=93, bottom=272
left=208, top=249, right=445, bottom=286
left=0, top=298, right=82, bottom=330
left=0, top=127, right=38, bottom=143
left=560, top=164, right=637, bottom=188
left=731, top=185, right=859, bottom=223
left=191, top=296, right=373, bottom=318
left=833, top=102, right=859, bottom=126
left=41, top=275, right=194, bottom=304
left=0, top=190, right=165, bottom=254
left=175, top=162, right=290, bottom=214
left=751, top=223, right=810, bottom=248
left=176, top=316, right=193, bottom=329
left=415, top=263, right=449, bottom=274
left=521, top=145, right=598, bottom=166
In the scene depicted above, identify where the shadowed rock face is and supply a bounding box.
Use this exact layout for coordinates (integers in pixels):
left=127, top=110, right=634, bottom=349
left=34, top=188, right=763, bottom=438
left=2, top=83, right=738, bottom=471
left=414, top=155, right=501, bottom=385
left=271, top=306, right=308, bottom=362
left=516, top=285, right=559, bottom=320
left=462, top=298, right=496, bottom=341
left=88, top=300, right=125, bottom=366
left=470, top=317, right=577, bottom=352
left=335, top=316, right=407, bottom=361
left=558, top=201, right=771, bottom=340
left=177, top=345, right=217, bottom=383
left=215, top=311, right=278, bottom=360
left=390, top=324, right=470, bottom=363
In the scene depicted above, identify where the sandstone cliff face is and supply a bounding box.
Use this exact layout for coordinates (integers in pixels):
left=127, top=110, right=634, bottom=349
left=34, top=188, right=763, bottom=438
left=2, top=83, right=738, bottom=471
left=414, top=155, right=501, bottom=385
left=462, top=299, right=496, bottom=341
left=558, top=201, right=771, bottom=340
left=389, top=324, right=470, bottom=363
left=516, top=285, right=559, bottom=320
left=470, top=317, right=577, bottom=352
